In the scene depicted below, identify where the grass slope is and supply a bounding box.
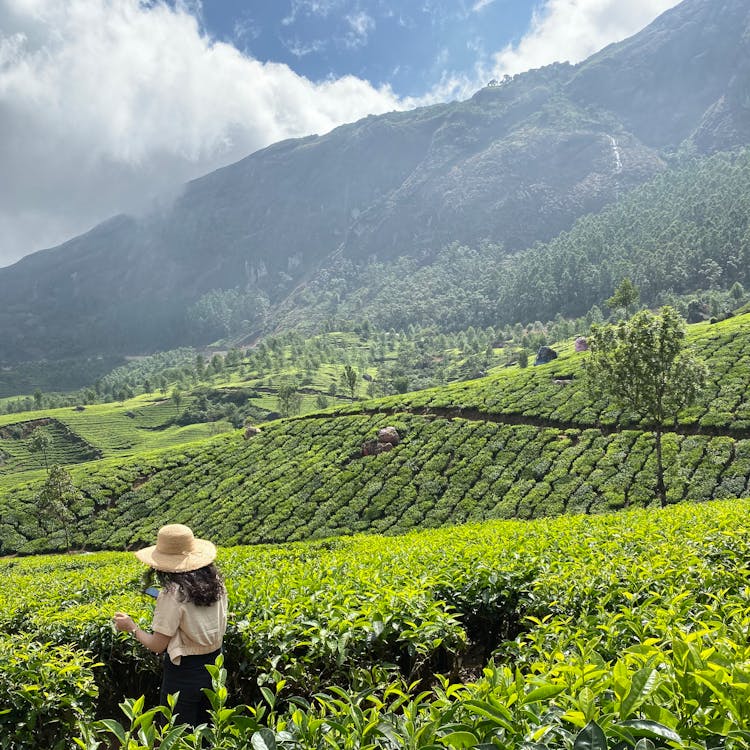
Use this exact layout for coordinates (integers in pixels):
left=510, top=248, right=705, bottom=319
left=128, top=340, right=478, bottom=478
left=1, top=313, right=749, bottom=554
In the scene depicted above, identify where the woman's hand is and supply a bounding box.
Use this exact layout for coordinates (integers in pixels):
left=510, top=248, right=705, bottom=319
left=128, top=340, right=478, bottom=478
left=112, top=611, right=170, bottom=653
left=113, top=612, right=137, bottom=633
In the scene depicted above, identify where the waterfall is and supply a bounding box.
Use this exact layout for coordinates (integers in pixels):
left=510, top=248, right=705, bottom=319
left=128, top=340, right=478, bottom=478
left=608, top=135, right=623, bottom=173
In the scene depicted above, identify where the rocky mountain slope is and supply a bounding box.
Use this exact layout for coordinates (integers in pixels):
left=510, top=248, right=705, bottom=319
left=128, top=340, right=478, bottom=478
left=1, top=0, right=748, bottom=361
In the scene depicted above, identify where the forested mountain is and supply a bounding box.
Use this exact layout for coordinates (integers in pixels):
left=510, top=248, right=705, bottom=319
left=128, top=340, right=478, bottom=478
left=1, top=0, right=749, bottom=361
left=283, top=149, right=750, bottom=332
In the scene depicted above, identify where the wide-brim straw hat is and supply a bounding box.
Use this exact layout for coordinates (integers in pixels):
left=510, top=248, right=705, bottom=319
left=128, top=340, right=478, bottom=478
left=135, top=524, right=217, bottom=572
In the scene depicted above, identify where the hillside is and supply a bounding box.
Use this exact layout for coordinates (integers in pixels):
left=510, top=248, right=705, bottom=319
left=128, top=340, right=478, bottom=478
left=275, top=149, right=750, bottom=332
left=2, top=312, right=749, bottom=555
left=1, top=0, right=749, bottom=360
left=0, top=326, right=514, bottom=471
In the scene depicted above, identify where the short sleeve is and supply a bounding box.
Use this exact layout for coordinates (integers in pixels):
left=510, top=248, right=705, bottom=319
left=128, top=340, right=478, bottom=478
left=151, top=588, right=183, bottom=636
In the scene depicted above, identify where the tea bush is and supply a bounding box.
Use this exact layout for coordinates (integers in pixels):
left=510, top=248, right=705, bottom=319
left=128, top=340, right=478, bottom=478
left=3, top=499, right=750, bottom=747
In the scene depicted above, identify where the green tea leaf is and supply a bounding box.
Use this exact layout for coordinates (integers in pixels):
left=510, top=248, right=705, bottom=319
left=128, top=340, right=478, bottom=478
left=616, top=720, right=681, bottom=743
left=96, top=719, right=126, bottom=744
left=573, top=721, right=607, bottom=750
left=619, top=668, right=658, bottom=719
left=439, top=730, right=480, bottom=748
left=251, top=728, right=277, bottom=750
left=524, top=684, right=566, bottom=704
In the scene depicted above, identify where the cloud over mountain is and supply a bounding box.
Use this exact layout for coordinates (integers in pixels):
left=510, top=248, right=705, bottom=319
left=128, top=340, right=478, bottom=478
left=489, top=0, right=682, bottom=77
left=0, top=0, right=684, bottom=267
left=0, top=0, right=403, bottom=266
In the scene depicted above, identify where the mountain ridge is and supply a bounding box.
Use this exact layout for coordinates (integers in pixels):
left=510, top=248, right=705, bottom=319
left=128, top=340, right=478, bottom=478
left=1, top=0, right=748, bottom=362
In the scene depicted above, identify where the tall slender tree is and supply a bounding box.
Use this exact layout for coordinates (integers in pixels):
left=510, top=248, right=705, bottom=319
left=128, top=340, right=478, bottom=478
left=342, top=365, right=358, bottom=400
left=34, top=464, right=82, bottom=550
left=30, top=427, right=52, bottom=470
left=606, top=277, right=640, bottom=319
left=585, top=306, right=706, bottom=507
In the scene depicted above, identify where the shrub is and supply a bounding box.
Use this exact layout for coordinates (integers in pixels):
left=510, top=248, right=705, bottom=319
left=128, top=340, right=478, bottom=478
left=0, top=634, right=99, bottom=749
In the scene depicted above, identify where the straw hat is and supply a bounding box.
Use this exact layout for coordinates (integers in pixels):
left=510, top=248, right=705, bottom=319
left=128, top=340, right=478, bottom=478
left=135, top=524, right=217, bottom=572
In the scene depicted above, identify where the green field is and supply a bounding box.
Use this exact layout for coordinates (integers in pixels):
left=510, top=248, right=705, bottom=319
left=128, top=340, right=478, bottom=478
left=0, top=394, right=222, bottom=461
left=0, top=331, right=388, bottom=481
left=1, top=314, right=749, bottom=747
left=1, top=313, right=749, bottom=555
left=3, top=499, right=749, bottom=748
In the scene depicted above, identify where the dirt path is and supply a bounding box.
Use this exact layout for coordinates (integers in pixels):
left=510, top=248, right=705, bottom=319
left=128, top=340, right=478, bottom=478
left=311, top=405, right=750, bottom=441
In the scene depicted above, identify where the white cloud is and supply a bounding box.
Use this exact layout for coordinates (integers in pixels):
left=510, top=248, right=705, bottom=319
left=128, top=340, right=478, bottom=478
left=0, top=0, right=403, bottom=266
left=344, top=11, right=375, bottom=48
left=488, top=0, right=682, bottom=78
left=0, top=0, right=686, bottom=266
left=284, top=36, right=327, bottom=58
left=232, top=14, right=261, bottom=46
left=418, top=0, right=685, bottom=117
left=471, top=0, right=497, bottom=12
left=282, top=0, right=340, bottom=26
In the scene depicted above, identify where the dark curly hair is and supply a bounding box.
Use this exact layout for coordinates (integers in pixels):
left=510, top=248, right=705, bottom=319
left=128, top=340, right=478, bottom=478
left=143, top=563, right=225, bottom=606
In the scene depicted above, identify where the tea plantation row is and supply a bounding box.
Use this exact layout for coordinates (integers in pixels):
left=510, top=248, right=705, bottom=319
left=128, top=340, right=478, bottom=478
left=2, top=499, right=749, bottom=748
left=0, top=416, right=100, bottom=473
left=1, top=312, right=749, bottom=555
left=2, top=408, right=749, bottom=554
left=341, top=314, right=750, bottom=432
left=0, top=393, right=219, bottom=472
left=3, top=313, right=749, bottom=481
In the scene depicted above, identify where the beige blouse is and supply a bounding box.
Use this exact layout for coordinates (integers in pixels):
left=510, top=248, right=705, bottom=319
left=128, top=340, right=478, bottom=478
left=151, top=587, right=227, bottom=665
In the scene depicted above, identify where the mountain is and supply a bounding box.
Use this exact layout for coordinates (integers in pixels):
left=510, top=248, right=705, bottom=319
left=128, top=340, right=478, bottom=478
left=1, top=0, right=749, bottom=362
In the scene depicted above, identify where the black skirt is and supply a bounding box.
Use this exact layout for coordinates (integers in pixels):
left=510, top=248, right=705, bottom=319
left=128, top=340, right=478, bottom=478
left=160, top=648, right=222, bottom=727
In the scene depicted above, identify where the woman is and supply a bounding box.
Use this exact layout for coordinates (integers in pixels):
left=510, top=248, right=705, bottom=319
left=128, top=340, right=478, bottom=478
left=113, top=524, right=227, bottom=727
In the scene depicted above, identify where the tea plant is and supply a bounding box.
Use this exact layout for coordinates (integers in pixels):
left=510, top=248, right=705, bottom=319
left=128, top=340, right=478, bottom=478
left=3, top=499, right=750, bottom=747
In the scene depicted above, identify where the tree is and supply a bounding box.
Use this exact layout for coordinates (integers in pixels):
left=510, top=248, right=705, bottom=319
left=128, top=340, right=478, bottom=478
left=171, top=387, right=183, bottom=413
left=606, top=278, right=640, bottom=319
left=195, top=353, right=206, bottom=379
left=30, top=427, right=52, bottom=470
left=277, top=383, right=302, bottom=417
left=391, top=375, right=410, bottom=394
left=34, top=464, right=83, bottom=550
left=210, top=353, right=224, bottom=376
left=585, top=307, right=706, bottom=508
left=342, top=365, right=358, bottom=400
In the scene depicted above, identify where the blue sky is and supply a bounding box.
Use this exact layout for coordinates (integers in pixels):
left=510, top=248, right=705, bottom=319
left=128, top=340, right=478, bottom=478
left=0, top=0, right=681, bottom=265
left=199, top=1, right=534, bottom=98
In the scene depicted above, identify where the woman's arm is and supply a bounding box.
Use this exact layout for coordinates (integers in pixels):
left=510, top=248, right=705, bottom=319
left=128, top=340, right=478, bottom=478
left=113, top=612, right=171, bottom=654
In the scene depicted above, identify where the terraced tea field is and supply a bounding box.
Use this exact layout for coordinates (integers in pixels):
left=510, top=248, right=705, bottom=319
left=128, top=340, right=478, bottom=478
left=1, top=313, right=749, bottom=555
left=346, top=315, right=750, bottom=432
left=0, top=393, right=222, bottom=468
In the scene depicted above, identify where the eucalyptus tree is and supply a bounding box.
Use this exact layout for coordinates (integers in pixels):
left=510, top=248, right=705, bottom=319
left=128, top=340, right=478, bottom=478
left=342, top=365, right=358, bottom=400
left=30, top=427, right=52, bottom=470
left=585, top=306, right=706, bottom=507
left=34, top=464, right=83, bottom=550
left=277, top=383, right=302, bottom=417
left=606, top=277, right=640, bottom=319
